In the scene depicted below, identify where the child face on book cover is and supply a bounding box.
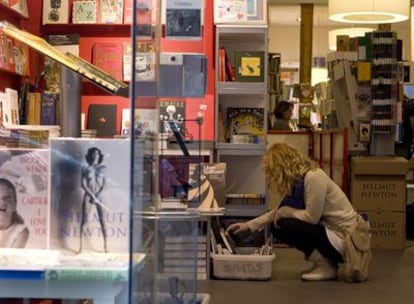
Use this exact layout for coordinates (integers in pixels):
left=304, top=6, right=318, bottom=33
left=0, top=181, right=17, bottom=229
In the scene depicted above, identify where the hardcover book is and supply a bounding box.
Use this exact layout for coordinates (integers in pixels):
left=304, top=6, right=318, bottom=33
left=72, top=0, right=97, bottom=24
left=214, top=0, right=267, bottom=25
left=49, top=138, right=131, bottom=254
left=42, top=0, right=70, bottom=25
left=40, top=92, right=58, bottom=125
left=226, top=107, right=265, bottom=143
left=25, top=92, right=41, bottom=125
left=120, top=108, right=157, bottom=136
left=187, top=162, right=226, bottom=209
left=4, top=87, right=19, bottom=127
left=98, top=0, right=123, bottom=24
left=159, top=99, right=185, bottom=135
left=92, top=42, right=123, bottom=81
left=0, top=149, right=49, bottom=249
left=234, top=51, right=265, bottom=82
left=123, top=40, right=156, bottom=82
left=12, top=40, right=29, bottom=76
left=165, top=0, right=202, bottom=39
left=87, top=104, right=117, bottom=137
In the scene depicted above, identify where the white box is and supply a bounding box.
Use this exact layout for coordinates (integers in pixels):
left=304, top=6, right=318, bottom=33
left=212, top=250, right=275, bottom=280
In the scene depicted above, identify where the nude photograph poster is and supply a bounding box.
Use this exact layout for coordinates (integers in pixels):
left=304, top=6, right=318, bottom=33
left=49, top=138, right=132, bottom=254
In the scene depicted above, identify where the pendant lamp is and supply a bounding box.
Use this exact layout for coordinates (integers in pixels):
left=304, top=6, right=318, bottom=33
left=328, top=0, right=410, bottom=24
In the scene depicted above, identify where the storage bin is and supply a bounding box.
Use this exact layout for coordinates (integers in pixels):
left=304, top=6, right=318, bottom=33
left=211, top=249, right=275, bottom=280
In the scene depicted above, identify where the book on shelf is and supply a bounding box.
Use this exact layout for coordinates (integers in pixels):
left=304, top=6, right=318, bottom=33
left=92, top=42, right=123, bottom=81
left=165, top=0, right=202, bottom=40
left=12, top=40, right=29, bottom=76
left=3, top=87, right=19, bottom=127
left=123, top=40, right=156, bottom=82
left=226, top=107, right=265, bottom=143
left=49, top=138, right=131, bottom=254
left=40, top=92, right=58, bottom=126
left=72, top=0, right=98, bottom=24
left=187, top=162, right=226, bottom=209
left=5, top=35, right=15, bottom=72
left=214, top=0, right=267, bottom=25
left=0, top=21, right=129, bottom=97
left=42, top=0, right=70, bottom=25
left=25, top=92, right=41, bottom=125
left=159, top=99, right=186, bottom=135
left=0, top=149, right=49, bottom=249
left=87, top=103, right=117, bottom=137
left=234, top=51, right=265, bottom=82
left=98, top=0, right=123, bottom=24
left=133, top=0, right=153, bottom=37
left=8, top=0, right=28, bottom=18
left=120, top=107, right=157, bottom=136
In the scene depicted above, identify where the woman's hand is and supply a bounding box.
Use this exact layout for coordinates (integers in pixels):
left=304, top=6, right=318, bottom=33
left=226, top=222, right=250, bottom=235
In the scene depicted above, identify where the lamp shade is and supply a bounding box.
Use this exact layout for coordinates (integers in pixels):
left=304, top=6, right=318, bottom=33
left=329, top=0, right=410, bottom=24
left=328, top=28, right=374, bottom=50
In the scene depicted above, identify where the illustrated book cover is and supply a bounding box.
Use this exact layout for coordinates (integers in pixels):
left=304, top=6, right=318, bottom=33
left=165, top=0, right=202, bottom=39
left=187, top=162, right=226, bottom=209
left=92, top=42, right=123, bottom=82
left=123, top=40, right=156, bottom=82
left=49, top=138, right=131, bottom=254
left=72, top=0, right=97, bottom=24
left=40, top=92, right=58, bottom=125
left=234, top=51, right=265, bottom=82
left=226, top=107, right=265, bottom=143
left=98, top=0, right=123, bottom=24
left=0, top=149, right=49, bottom=249
left=214, top=0, right=267, bottom=25
left=120, top=108, right=157, bottom=136
left=87, top=104, right=117, bottom=137
left=159, top=99, right=186, bottom=135
left=42, top=0, right=70, bottom=25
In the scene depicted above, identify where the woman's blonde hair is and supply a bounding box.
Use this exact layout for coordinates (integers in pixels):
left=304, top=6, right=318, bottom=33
left=262, top=143, right=318, bottom=197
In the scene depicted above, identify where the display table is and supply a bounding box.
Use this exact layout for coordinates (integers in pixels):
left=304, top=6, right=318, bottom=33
left=0, top=249, right=146, bottom=304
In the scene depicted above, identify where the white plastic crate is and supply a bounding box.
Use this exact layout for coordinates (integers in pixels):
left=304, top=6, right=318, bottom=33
left=211, top=249, right=275, bottom=280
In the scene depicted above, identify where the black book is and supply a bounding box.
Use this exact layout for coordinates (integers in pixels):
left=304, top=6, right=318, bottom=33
left=87, top=104, right=117, bottom=137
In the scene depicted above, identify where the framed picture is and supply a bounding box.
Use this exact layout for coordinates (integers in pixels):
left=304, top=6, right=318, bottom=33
left=214, top=0, right=267, bottom=25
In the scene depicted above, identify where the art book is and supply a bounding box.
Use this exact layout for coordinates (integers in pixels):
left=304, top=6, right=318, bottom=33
left=214, top=0, right=267, bottom=25
left=187, top=162, right=226, bottom=209
left=92, top=42, right=123, bottom=81
left=159, top=99, right=186, bottom=135
left=165, top=0, right=202, bottom=39
left=42, top=0, right=70, bottom=25
left=226, top=107, right=265, bottom=143
left=49, top=138, right=131, bottom=254
left=120, top=108, right=157, bottom=136
left=0, top=149, right=49, bottom=249
left=234, top=51, right=265, bottom=82
left=123, top=40, right=156, bottom=82
left=40, top=92, right=58, bottom=125
left=98, top=0, right=123, bottom=24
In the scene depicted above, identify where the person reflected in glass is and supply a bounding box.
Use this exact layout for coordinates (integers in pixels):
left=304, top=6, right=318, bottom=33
left=79, top=147, right=107, bottom=253
left=0, top=178, right=29, bottom=248
left=272, top=100, right=295, bottom=131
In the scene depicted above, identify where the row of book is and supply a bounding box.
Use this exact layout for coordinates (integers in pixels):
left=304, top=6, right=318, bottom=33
left=0, top=30, right=30, bottom=76
left=42, top=0, right=135, bottom=25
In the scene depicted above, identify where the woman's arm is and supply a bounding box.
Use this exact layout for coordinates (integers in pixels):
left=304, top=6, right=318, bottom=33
left=245, top=208, right=278, bottom=232
left=276, top=169, right=327, bottom=225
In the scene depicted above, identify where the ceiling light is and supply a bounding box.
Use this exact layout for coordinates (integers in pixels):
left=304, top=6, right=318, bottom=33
left=328, top=0, right=410, bottom=24
left=328, top=28, right=375, bottom=50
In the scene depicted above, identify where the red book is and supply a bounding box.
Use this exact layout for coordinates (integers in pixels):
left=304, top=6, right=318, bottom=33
left=224, top=48, right=235, bottom=81
left=92, top=42, right=123, bottom=81
left=219, top=47, right=226, bottom=82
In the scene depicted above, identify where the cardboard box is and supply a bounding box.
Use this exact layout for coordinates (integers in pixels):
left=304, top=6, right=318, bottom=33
left=359, top=210, right=406, bottom=249
left=351, top=157, right=408, bottom=211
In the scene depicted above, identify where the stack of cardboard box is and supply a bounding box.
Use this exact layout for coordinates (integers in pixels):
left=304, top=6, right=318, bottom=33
left=351, top=157, right=408, bottom=249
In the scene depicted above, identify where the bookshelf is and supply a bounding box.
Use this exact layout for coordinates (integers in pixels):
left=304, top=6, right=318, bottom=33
left=214, top=24, right=269, bottom=225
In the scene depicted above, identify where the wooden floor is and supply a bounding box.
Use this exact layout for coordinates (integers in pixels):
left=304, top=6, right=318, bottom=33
left=199, top=241, right=414, bottom=304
